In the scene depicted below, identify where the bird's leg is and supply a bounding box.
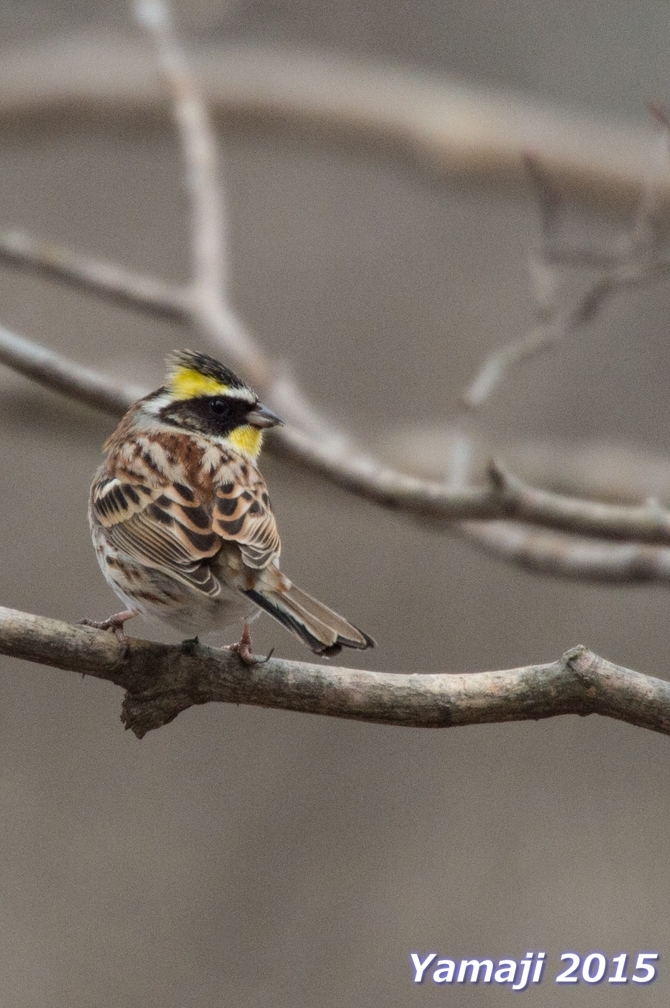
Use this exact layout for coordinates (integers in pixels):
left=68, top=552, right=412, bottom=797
left=224, top=622, right=256, bottom=666
left=78, top=609, right=139, bottom=659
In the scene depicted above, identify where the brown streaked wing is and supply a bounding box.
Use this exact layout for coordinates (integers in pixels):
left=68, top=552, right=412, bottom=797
left=91, top=476, right=159, bottom=527
left=92, top=475, right=221, bottom=596
left=213, top=460, right=281, bottom=569
left=108, top=512, right=220, bottom=596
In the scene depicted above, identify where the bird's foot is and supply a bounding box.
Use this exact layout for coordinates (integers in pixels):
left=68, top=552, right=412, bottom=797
left=78, top=609, right=139, bottom=659
left=224, top=623, right=257, bottom=666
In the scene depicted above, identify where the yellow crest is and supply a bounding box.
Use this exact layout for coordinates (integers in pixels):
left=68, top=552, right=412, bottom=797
left=169, top=366, right=228, bottom=400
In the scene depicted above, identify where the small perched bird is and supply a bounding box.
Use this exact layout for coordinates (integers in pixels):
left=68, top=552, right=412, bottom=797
left=86, top=350, right=375, bottom=661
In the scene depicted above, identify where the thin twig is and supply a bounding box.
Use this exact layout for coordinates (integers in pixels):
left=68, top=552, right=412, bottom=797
left=623, top=102, right=670, bottom=257
left=136, top=0, right=338, bottom=438
left=0, top=326, right=140, bottom=415
left=135, top=0, right=226, bottom=305
left=0, top=228, right=190, bottom=321
left=8, top=326, right=670, bottom=557
left=0, top=606, right=669, bottom=738
left=523, top=152, right=562, bottom=244
left=1, top=7, right=669, bottom=589
left=457, top=520, right=670, bottom=583
left=449, top=133, right=670, bottom=572
left=461, top=146, right=670, bottom=412
left=381, top=428, right=670, bottom=504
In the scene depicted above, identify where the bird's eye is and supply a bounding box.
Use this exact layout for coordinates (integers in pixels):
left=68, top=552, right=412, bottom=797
left=209, top=399, right=228, bottom=415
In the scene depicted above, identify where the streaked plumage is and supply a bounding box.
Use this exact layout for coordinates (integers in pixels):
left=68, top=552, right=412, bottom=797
left=87, top=350, right=374, bottom=658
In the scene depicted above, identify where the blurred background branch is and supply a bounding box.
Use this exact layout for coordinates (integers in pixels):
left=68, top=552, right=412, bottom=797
left=2, top=0, right=670, bottom=588
left=0, top=31, right=666, bottom=220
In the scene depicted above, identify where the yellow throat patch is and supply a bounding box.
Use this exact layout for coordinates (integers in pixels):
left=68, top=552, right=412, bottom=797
left=228, top=425, right=262, bottom=459
left=170, top=366, right=228, bottom=400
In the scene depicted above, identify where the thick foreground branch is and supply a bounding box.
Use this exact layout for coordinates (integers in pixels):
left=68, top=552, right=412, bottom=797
left=1, top=606, right=668, bottom=739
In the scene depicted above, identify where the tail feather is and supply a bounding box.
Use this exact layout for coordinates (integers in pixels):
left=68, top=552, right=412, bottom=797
left=244, top=581, right=375, bottom=657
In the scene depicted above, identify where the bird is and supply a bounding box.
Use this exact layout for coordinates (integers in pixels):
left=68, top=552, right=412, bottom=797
left=84, top=349, right=375, bottom=662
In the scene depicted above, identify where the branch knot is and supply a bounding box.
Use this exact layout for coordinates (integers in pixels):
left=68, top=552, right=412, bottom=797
left=562, top=645, right=600, bottom=712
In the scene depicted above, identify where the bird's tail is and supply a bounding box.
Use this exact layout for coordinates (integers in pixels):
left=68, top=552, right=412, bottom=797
left=243, top=580, right=375, bottom=657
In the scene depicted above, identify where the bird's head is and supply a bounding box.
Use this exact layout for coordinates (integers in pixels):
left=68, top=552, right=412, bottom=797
left=146, top=350, right=282, bottom=459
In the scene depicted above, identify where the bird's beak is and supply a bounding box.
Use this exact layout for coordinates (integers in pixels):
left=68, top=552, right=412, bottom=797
left=246, top=403, right=283, bottom=429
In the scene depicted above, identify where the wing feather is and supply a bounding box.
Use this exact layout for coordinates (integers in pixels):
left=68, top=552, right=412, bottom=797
left=90, top=474, right=221, bottom=596
left=108, top=513, right=220, bottom=595
left=213, top=461, right=281, bottom=569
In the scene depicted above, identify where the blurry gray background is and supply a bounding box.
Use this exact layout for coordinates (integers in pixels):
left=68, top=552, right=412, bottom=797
left=0, top=1, right=669, bottom=1006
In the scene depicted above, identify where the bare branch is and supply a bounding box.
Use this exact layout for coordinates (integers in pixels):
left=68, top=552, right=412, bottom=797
left=2, top=12, right=670, bottom=589
left=5, top=214, right=657, bottom=429
left=0, top=33, right=666, bottom=220
left=0, top=325, right=139, bottom=416
left=280, top=427, right=670, bottom=548
left=624, top=102, right=670, bottom=257
left=1, top=606, right=669, bottom=738
left=0, top=228, right=190, bottom=321
left=487, top=459, right=670, bottom=545
left=461, top=148, right=670, bottom=412
left=135, top=1, right=226, bottom=305
left=380, top=428, right=670, bottom=503
left=378, top=432, right=670, bottom=581
left=9, top=328, right=670, bottom=567
left=457, top=521, right=670, bottom=583
left=460, top=323, right=555, bottom=410
left=137, top=0, right=336, bottom=435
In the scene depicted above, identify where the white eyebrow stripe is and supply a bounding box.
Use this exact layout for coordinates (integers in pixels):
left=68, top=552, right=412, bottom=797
left=212, top=388, right=256, bottom=401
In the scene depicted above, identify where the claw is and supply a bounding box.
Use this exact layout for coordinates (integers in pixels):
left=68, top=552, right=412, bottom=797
left=224, top=622, right=257, bottom=666
left=78, top=609, right=138, bottom=660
